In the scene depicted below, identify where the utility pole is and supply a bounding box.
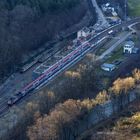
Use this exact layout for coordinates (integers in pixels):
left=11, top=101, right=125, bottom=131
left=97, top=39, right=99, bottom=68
left=124, top=0, right=127, bottom=21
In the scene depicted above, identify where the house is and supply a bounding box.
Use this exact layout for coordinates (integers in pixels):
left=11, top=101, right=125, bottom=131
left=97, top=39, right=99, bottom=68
left=123, top=41, right=135, bottom=54
left=101, top=63, right=116, bottom=72
left=77, top=27, right=90, bottom=39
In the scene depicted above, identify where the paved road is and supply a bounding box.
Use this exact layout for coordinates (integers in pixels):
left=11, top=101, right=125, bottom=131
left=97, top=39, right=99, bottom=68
left=97, top=32, right=132, bottom=60
left=91, top=0, right=109, bottom=27
left=97, top=22, right=139, bottom=60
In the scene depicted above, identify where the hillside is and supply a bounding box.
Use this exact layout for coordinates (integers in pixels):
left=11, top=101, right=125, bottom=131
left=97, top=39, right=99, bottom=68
left=0, top=0, right=79, bottom=11
left=0, top=0, right=96, bottom=81
left=82, top=100, right=140, bottom=140
left=0, top=0, right=76, bottom=10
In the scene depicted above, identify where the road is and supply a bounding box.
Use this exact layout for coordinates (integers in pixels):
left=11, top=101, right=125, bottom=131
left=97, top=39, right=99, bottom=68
left=97, top=32, right=132, bottom=60
left=91, top=0, right=109, bottom=27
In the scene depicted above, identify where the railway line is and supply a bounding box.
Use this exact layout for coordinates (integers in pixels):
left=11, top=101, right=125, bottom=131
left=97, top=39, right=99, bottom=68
left=0, top=18, right=140, bottom=117
left=0, top=43, right=69, bottom=104
left=0, top=37, right=105, bottom=117
left=20, top=42, right=69, bottom=73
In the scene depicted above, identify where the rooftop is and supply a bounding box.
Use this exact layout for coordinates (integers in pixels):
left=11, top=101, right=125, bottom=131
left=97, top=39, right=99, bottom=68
left=101, top=63, right=116, bottom=68
left=125, top=41, right=135, bottom=47
left=82, top=27, right=90, bottom=33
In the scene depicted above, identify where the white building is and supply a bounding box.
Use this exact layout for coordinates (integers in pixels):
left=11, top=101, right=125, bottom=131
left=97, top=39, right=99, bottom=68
left=123, top=41, right=135, bottom=54
left=77, top=27, right=90, bottom=39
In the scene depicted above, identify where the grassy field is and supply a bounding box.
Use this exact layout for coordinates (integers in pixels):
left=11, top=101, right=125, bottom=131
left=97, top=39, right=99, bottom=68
left=128, top=0, right=140, bottom=16
left=106, top=47, right=124, bottom=63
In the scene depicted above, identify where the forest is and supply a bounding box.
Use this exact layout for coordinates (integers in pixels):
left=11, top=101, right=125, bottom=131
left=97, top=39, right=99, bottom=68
left=0, top=0, right=91, bottom=81
left=27, top=69, right=139, bottom=140
left=0, top=0, right=80, bottom=12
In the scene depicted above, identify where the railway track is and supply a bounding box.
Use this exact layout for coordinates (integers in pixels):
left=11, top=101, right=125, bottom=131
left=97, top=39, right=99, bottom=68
left=0, top=45, right=67, bottom=104
left=0, top=19, right=140, bottom=117
left=0, top=38, right=103, bottom=117
left=0, top=35, right=109, bottom=117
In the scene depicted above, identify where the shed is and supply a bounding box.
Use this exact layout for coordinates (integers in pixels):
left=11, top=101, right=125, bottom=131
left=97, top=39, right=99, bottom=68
left=101, top=63, right=116, bottom=72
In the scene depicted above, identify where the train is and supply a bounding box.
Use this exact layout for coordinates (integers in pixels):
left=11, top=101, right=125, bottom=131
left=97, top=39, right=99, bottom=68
left=7, top=41, right=91, bottom=106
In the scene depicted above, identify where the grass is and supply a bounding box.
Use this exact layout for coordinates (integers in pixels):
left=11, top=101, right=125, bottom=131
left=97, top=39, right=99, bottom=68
left=128, top=0, right=140, bottom=16
left=95, top=39, right=110, bottom=56
left=106, top=47, right=124, bottom=63
left=95, top=47, right=107, bottom=56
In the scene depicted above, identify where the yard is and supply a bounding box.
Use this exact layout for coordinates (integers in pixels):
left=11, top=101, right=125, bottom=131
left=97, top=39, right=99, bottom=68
left=105, top=46, right=124, bottom=64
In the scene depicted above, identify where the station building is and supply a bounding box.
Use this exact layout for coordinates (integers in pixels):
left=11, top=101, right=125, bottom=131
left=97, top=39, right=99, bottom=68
left=77, top=27, right=90, bottom=39
left=123, top=41, right=135, bottom=54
